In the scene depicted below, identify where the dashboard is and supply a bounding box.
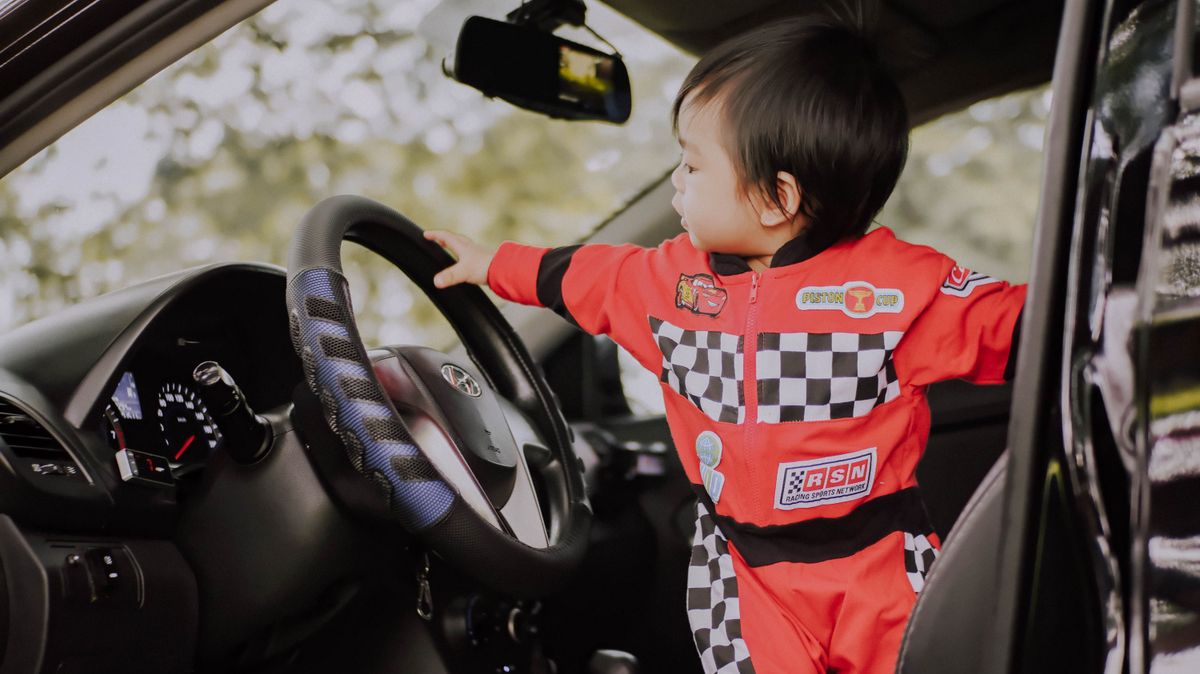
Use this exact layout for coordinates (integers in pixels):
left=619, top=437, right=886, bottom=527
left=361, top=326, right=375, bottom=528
left=93, top=287, right=297, bottom=480
left=0, top=264, right=287, bottom=510
left=0, top=264, right=298, bottom=509
left=0, top=260, right=604, bottom=674
left=0, top=263, right=306, bottom=673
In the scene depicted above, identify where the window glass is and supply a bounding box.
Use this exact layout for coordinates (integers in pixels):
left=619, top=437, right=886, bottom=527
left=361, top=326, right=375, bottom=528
left=0, top=0, right=694, bottom=348
left=619, top=85, right=1050, bottom=415
left=880, top=85, right=1050, bottom=284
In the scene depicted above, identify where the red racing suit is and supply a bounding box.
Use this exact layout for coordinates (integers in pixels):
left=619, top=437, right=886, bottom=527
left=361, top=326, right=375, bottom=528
left=487, top=226, right=1026, bottom=674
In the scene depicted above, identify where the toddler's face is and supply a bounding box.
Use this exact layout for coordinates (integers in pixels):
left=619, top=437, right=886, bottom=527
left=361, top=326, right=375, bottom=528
left=671, top=93, right=770, bottom=257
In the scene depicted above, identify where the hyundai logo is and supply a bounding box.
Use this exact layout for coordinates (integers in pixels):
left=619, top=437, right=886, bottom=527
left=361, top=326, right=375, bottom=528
left=440, top=364, right=482, bottom=397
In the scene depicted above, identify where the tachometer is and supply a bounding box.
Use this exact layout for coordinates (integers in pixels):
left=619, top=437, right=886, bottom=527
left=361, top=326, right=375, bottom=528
left=156, top=382, right=221, bottom=465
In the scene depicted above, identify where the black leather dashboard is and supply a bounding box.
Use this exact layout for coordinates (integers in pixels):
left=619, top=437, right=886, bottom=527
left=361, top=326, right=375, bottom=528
left=0, top=262, right=302, bottom=674
left=0, top=262, right=297, bottom=532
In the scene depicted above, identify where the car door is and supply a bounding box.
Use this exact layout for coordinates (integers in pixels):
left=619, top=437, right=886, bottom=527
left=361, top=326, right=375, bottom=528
left=1129, top=3, right=1200, bottom=667
left=1035, top=0, right=1200, bottom=671
left=901, top=1, right=1200, bottom=673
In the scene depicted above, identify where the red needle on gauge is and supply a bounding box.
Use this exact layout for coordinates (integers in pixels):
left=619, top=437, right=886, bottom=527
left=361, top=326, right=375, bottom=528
left=175, top=435, right=195, bottom=460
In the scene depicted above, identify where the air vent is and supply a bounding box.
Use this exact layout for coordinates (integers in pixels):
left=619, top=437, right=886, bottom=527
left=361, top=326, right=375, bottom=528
left=0, top=396, right=71, bottom=461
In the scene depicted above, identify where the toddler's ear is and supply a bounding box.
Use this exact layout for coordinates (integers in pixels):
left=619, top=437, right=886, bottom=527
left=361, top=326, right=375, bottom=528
left=758, top=171, right=802, bottom=228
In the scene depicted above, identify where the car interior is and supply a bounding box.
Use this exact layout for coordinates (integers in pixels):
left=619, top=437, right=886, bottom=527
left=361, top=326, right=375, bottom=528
left=0, top=0, right=1116, bottom=673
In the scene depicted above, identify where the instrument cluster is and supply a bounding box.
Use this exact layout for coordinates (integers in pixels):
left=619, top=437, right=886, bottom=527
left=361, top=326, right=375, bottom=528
left=95, top=321, right=253, bottom=480
left=80, top=267, right=299, bottom=485
left=102, top=371, right=223, bottom=476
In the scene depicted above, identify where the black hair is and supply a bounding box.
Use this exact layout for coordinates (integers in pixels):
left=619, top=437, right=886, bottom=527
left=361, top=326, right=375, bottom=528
left=672, top=13, right=909, bottom=249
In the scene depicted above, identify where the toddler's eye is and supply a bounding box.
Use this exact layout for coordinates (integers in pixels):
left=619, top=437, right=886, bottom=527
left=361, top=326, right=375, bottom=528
left=684, top=163, right=696, bottom=174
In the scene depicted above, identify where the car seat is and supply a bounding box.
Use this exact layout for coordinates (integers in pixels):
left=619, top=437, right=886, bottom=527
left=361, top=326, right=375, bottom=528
left=897, top=452, right=1008, bottom=672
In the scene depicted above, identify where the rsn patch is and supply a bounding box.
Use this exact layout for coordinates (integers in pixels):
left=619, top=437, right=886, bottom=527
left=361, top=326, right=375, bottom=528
left=796, top=282, right=904, bottom=318
left=940, top=265, right=1000, bottom=297
left=774, top=448, right=877, bottom=510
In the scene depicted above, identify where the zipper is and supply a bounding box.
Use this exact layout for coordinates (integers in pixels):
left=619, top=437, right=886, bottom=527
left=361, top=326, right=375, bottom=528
left=743, top=272, right=762, bottom=516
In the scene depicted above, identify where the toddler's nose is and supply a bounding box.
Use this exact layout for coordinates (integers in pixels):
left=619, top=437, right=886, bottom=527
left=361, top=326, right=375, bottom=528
left=670, top=165, right=685, bottom=214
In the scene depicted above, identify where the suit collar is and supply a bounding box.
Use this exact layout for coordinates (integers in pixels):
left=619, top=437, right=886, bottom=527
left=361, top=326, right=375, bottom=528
left=708, top=229, right=829, bottom=276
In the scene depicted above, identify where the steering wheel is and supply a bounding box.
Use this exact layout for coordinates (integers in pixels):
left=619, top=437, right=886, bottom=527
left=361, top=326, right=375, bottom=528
left=285, top=195, right=590, bottom=597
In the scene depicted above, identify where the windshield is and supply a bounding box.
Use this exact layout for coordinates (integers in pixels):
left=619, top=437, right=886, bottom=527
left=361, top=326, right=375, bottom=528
left=0, top=0, right=694, bottom=347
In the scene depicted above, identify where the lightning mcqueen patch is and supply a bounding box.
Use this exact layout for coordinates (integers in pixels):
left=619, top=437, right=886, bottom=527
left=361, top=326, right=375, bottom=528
left=675, top=273, right=728, bottom=316
left=940, top=265, right=1000, bottom=297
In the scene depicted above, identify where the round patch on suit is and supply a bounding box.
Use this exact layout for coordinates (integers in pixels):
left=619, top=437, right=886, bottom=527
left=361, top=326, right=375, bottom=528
left=695, top=431, right=723, bottom=468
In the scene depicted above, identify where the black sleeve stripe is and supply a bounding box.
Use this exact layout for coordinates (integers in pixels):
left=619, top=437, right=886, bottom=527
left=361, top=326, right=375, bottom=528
left=1004, top=308, right=1024, bottom=382
left=535, top=245, right=583, bottom=328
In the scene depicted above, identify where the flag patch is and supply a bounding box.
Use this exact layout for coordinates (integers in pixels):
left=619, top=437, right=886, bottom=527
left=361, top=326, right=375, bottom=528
left=940, top=265, right=1000, bottom=297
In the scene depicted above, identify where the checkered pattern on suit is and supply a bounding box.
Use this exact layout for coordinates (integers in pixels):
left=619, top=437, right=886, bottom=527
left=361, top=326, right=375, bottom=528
left=903, top=532, right=939, bottom=593
left=688, top=500, right=756, bottom=674
left=649, top=317, right=744, bottom=424
left=755, top=331, right=904, bottom=423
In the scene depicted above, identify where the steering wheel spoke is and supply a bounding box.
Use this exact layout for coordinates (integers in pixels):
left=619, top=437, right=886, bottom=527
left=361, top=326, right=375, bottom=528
left=371, top=347, right=552, bottom=547
left=496, top=398, right=554, bottom=548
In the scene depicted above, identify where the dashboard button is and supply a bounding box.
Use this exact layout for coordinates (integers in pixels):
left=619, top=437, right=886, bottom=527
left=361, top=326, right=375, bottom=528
left=28, top=460, right=81, bottom=478
left=85, top=548, right=121, bottom=594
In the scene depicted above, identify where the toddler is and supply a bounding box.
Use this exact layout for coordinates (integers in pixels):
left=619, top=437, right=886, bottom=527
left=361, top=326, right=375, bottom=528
left=425, top=15, right=1026, bottom=674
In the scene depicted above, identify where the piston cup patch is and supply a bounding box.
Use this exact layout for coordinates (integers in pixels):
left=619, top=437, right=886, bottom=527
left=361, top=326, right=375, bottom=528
left=796, top=282, right=904, bottom=318
left=696, top=431, right=725, bottom=503
left=774, top=448, right=877, bottom=510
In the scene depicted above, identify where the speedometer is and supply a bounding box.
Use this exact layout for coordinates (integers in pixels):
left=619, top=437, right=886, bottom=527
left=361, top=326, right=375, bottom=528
left=156, top=382, right=221, bottom=466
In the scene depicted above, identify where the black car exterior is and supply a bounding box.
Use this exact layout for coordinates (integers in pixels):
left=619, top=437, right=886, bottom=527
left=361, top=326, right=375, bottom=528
left=900, top=1, right=1200, bottom=673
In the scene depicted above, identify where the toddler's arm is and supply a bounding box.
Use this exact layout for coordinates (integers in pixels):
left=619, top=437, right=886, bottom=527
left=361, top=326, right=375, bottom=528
left=424, top=230, right=653, bottom=350
left=894, top=261, right=1027, bottom=387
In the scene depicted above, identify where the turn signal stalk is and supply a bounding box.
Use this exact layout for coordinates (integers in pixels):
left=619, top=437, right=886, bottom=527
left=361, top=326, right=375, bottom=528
left=193, top=361, right=271, bottom=464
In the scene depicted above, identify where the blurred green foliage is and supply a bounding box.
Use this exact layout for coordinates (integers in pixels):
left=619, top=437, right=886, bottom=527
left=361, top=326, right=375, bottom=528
left=0, top=0, right=1046, bottom=351
left=882, top=87, right=1049, bottom=283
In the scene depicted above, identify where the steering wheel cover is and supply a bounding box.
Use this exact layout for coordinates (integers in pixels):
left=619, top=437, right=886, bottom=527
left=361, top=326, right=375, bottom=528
left=286, top=195, right=590, bottom=596
left=288, top=266, right=458, bottom=530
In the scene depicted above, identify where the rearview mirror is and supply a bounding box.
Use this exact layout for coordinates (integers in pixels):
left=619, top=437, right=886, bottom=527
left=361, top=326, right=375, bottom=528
left=451, top=16, right=631, bottom=123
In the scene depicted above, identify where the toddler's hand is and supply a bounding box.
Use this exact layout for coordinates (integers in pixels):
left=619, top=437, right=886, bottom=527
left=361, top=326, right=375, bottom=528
left=423, top=230, right=497, bottom=288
